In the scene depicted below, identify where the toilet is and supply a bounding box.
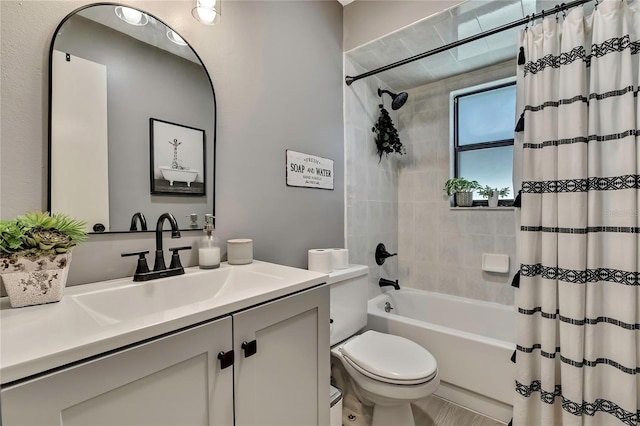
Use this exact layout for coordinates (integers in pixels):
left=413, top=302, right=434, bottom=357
left=328, top=265, right=439, bottom=426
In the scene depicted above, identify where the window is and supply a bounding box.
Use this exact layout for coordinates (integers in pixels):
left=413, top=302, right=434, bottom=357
left=450, top=77, right=516, bottom=204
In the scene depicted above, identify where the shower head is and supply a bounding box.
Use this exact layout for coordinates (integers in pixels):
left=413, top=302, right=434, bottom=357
left=378, top=88, right=409, bottom=110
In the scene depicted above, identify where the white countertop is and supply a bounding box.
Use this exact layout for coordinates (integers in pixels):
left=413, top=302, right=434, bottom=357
left=0, top=261, right=328, bottom=384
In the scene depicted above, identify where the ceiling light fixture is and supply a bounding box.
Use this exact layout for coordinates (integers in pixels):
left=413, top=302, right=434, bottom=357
left=114, top=6, right=148, bottom=26
left=192, top=0, right=221, bottom=25
left=166, top=29, right=187, bottom=46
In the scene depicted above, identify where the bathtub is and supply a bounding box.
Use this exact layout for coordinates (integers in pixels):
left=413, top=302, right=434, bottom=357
left=159, top=166, right=199, bottom=186
left=367, top=289, right=515, bottom=423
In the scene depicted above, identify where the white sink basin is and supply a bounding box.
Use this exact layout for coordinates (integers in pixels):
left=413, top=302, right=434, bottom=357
left=72, top=265, right=284, bottom=323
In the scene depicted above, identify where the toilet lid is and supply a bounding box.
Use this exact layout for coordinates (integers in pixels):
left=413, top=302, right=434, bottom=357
left=340, top=330, right=437, bottom=383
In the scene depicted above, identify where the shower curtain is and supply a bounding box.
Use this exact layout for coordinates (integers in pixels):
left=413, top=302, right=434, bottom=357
left=514, top=0, right=640, bottom=425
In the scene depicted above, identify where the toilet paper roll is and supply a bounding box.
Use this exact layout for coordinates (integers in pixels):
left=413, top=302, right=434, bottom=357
left=308, top=249, right=332, bottom=273
left=331, top=249, right=349, bottom=270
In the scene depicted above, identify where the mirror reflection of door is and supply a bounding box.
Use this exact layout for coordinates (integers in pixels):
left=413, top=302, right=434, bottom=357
left=49, top=4, right=215, bottom=233
left=51, top=51, right=110, bottom=231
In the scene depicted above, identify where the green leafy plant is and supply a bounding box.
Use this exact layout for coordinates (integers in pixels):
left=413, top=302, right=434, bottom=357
left=0, top=211, right=87, bottom=260
left=372, top=104, right=405, bottom=162
left=477, top=186, right=511, bottom=198
left=443, top=178, right=481, bottom=196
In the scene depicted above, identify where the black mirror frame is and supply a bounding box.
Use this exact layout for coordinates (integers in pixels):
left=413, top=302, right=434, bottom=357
left=46, top=2, right=217, bottom=234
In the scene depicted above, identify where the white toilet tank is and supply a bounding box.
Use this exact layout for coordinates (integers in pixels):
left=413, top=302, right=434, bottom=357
left=328, top=264, right=369, bottom=346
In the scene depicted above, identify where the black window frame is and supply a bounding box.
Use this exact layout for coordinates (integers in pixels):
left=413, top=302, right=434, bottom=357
left=452, top=79, right=516, bottom=207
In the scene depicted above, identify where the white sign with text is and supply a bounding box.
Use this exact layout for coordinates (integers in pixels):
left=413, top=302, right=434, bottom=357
left=286, top=150, right=334, bottom=190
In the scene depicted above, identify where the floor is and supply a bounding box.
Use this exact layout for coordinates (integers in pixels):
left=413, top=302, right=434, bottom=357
left=342, top=395, right=505, bottom=426
left=411, top=396, right=506, bottom=426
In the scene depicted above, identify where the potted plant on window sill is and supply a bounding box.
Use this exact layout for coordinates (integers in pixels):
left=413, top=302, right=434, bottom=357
left=478, top=186, right=511, bottom=208
left=0, top=211, right=87, bottom=308
left=444, top=178, right=481, bottom=207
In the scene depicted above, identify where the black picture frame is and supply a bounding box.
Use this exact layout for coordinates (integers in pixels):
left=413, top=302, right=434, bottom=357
left=150, top=118, right=206, bottom=196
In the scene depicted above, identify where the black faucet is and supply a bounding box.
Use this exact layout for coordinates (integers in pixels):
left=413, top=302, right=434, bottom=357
left=129, top=212, right=148, bottom=231
left=379, top=278, right=400, bottom=290
left=121, top=213, right=191, bottom=281
left=154, top=213, right=181, bottom=271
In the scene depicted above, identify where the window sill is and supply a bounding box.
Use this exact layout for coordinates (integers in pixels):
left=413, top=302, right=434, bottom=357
left=449, top=206, right=516, bottom=211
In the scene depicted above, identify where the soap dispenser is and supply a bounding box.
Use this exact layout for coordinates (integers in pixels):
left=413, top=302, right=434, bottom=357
left=199, top=214, right=220, bottom=269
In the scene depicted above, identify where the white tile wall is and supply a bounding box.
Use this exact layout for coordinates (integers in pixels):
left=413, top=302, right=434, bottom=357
left=344, top=57, right=520, bottom=305
left=344, top=58, right=399, bottom=299
left=395, top=59, right=518, bottom=306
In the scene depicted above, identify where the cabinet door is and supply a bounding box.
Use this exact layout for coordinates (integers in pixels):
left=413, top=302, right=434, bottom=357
left=233, top=286, right=330, bottom=426
left=1, top=317, right=233, bottom=426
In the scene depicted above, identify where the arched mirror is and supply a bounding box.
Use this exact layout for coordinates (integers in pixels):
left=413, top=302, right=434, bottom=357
left=48, top=3, right=215, bottom=233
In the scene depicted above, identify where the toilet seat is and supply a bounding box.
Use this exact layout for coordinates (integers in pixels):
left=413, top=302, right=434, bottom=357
left=339, top=330, right=437, bottom=385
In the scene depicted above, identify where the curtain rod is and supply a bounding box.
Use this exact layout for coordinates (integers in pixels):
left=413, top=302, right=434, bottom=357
left=345, top=0, right=595, bottom=86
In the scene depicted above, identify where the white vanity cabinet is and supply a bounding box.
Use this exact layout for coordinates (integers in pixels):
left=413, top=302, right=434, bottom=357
left=234, top=285, right=330, bottom=426
left=1, top=316, right=234, bottom=426
left=1, top=285, right=329, bottom=426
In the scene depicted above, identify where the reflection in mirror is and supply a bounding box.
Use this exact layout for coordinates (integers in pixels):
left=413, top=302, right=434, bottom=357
left=48, top=3, right=215, bottom=234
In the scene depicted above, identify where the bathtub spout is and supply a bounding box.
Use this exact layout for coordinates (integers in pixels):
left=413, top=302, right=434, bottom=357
left=379, top=278, right=400, bottom=290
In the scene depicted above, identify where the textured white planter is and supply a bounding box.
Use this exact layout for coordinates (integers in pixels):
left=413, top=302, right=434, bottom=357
left=488, top=193, right=499, bottom=208
left=455, top=192, right=473, bottom=207
left=1, top=253, right=71, bottom=308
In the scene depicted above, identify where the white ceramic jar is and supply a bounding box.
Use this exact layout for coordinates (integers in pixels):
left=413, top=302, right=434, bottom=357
left=227, top=239, right=253, bottom=265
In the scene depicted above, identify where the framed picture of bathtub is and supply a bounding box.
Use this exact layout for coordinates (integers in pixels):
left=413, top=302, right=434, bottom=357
left=149, top=118, right=206, bottom=196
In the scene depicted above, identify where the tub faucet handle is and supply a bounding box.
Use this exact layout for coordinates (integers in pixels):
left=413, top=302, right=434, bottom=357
left=375, top=243, right=397, bottom=265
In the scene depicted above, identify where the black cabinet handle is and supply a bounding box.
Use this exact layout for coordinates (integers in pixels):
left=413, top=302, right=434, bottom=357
left=217, top=350, right=234, bottom=369
left=241, top=340, right=257, bottom=358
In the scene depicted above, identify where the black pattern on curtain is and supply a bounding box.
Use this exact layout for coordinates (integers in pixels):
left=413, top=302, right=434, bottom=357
left=513, top=0, right=640, bottom=425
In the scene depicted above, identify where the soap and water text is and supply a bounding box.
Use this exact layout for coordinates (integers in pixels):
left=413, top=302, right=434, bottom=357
left=286, top=150, right=334, bottom=190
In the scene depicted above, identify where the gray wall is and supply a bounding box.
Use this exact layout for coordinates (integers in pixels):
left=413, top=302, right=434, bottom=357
left=1, top=0, right=344, bottom=286
left=54, top=15, right=214, bottom=231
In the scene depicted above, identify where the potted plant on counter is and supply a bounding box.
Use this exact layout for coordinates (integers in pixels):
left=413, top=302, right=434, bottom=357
left=444, top=177, right=481, bottom=207
left=0, top=211, right=87, bottom=308
left=478, top=186, right=511, bottom=207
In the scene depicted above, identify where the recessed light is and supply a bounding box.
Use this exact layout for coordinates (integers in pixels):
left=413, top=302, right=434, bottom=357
left=114, top=6, right=149, bottom=26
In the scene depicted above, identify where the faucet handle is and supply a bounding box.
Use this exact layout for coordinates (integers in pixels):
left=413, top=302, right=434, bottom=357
left=169, top=246, right=192, bottom=269
left=121, top=251, right=150, bottom=277
left=375, top=243, right=398, bottom=265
